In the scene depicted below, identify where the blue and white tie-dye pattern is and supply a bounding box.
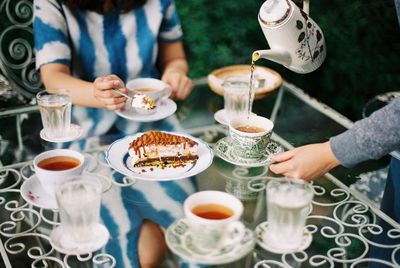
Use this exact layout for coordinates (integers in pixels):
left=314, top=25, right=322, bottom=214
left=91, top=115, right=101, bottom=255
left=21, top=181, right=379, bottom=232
left=34, top=0, right=183, bottom=142
left=34, top=1, right=201, bottom=267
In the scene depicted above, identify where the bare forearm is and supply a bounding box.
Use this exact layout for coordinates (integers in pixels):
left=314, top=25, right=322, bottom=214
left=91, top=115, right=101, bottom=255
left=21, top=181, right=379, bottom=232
left=162, top=58, right=188, bottom=75
left=42, top=72, right=103, bottom=108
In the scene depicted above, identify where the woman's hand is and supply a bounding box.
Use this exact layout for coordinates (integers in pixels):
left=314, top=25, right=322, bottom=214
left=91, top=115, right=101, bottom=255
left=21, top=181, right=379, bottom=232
left=269, top=142, right=340, bottom=181
left=93, top=75, right=128, bottom=110
left=161, top=69, right=193, bottom=100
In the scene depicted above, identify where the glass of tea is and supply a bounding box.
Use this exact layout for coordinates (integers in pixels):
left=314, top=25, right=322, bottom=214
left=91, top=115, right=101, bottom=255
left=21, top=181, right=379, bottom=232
left=36, top=90, right=71, bottom=139
left=183, top=190, right=246, bottom=251
left=265, top=178, right=313, bottom=251
left=33, top=149, right=85, bottom=197
left=229, top=115, right=274, bottom=159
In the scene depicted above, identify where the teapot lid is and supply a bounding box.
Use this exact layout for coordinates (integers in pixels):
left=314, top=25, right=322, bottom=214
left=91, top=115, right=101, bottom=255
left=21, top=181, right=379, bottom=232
left=259, top=0, right=292, bottom=26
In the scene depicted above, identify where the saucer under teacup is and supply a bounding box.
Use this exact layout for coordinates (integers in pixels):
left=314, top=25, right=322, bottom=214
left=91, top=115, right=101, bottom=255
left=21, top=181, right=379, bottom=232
left=20, top=175, right=58, bottom=210
left=166, top=219, right=255, bottom=265
left=214, top=137, right=283, bottom=167
left=50, top=223, right=109, bottom=255
left=40, top=124, right=83, bottom=143
left=255, top=221, right=312, bottom=254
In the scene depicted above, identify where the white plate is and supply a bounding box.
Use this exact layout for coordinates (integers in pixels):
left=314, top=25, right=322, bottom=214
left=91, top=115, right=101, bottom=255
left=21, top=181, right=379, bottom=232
left=115, top=99, right=177, bottom=122
left=214, top=137, right=283, bottom=167
left=20, top=175, right=58, bottom=210
left=255, top=221, right=312, bottom=254
left=40, top=124, right=83, bottom=143
left=166, top=219, right=255, bottom=265
left=50, top=223, right=109, bottom=255
left=105, top=132, right=214, bottom=181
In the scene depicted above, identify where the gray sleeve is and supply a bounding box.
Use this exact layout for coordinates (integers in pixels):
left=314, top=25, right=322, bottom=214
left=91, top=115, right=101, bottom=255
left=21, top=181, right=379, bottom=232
left=330, top=97, right=400, bottom=167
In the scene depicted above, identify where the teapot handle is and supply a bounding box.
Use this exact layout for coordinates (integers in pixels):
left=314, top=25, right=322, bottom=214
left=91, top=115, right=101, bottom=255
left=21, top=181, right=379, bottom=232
left=302, top=0, right=310, bottom=14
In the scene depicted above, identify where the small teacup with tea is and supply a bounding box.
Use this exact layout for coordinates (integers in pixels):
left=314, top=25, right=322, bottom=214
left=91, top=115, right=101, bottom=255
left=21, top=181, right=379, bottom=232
left=33, top=149, right=85, bottom=197
left=183, top=190, right=246, bottom=251
left=127, top=78, right=172, bottom=104
left=229, top=115, right=274, bottom=159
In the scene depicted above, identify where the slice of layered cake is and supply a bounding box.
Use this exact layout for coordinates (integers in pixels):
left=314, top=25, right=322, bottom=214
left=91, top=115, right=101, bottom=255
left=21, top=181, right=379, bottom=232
left=128, top=131, right=199, bottom=168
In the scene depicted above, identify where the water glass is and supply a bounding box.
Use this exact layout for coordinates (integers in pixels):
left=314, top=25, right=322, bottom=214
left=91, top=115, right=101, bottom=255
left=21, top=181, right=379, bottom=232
left=36, top=90, right=71, bottom=139
left=265, top=178, right=313, bottom=250
left=55, top=174, right=102, bottom=244
left=222, top=76, right=253, bottom=121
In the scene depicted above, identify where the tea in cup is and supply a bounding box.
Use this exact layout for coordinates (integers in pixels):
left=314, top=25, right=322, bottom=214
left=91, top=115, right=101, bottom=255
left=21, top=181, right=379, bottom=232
left=36, top=90, right=72, bottom=139
left=33, top=149, right=85, bottom=197
left=126, top=78, right=172, bottom=103
left=183, top=190, right=245, bottom=251
left=229, top=115, right=274, bottom=159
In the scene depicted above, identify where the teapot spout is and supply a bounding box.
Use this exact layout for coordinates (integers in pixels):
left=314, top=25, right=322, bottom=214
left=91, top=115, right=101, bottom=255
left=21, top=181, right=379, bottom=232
left=252, top=49, right=291, bottom=67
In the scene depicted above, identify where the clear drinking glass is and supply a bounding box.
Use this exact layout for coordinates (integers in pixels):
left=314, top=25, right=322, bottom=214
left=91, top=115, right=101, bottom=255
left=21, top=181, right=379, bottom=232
left=266, top=178, right=313, bottom=250
left=222, top=76, right=253, bottom=121
left=36, top=90, right=71, bottom=139
left=55, top=175, right=102, bottom=244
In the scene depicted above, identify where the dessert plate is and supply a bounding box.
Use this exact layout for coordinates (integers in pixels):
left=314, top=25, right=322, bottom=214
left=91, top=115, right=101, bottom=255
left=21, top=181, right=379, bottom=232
left=165, top=219, right=255, bottom=265
left=214, top=137, right=283, bottom=167
left=40, top=124, right=83, bottom=143
left=208, top=65, right=283, bottom=100
left=20, top=175, right=58, bottom=210
left=255, top=221, right=312, bottom=254
left=105, top=132, right=213, bottom=181
left=115, top=99, right=177, bottom=122
left=50, top=223, right=109, bottom=255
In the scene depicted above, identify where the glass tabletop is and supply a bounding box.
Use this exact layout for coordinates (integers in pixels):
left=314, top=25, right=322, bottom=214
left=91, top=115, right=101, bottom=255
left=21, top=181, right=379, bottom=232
left=0, top=80, right=398, bottom=268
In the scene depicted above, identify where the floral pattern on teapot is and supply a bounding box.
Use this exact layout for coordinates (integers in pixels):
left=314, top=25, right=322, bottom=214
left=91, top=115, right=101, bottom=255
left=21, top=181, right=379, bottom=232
left=295, top=9, right=324, bottom=63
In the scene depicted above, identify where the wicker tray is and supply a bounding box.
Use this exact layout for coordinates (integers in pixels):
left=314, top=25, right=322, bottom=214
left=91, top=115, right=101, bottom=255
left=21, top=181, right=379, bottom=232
left=207, top=65, right=283, bottom=100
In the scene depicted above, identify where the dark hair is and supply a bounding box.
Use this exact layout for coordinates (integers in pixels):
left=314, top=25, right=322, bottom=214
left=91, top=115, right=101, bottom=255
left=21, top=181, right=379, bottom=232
left=61, top=0, right=147, bottom=13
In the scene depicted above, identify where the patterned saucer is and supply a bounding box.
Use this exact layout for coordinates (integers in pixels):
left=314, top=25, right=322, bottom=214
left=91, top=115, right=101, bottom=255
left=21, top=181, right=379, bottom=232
left=40, top=124, right=83, bottom=143
left=255, top=221, right=312, bottom=254
left=166, top=219, right=255, bottom=265
left=214, top=137, right=283, bottom=167
left=20, top=175, right=58, bottom=210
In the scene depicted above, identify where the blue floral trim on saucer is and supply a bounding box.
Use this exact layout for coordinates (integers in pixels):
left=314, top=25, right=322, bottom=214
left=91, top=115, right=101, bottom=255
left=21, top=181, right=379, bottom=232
left=214, top=137, right=283, bottom=167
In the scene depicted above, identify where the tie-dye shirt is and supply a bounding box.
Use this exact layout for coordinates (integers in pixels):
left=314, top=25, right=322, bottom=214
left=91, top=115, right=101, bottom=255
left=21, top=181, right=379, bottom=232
left=33, top=0, right=183, bottom=140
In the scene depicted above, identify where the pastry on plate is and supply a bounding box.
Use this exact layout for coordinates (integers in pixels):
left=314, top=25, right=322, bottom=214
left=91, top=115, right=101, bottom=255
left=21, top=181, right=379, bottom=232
left=128, top=131, right=199, bottom=168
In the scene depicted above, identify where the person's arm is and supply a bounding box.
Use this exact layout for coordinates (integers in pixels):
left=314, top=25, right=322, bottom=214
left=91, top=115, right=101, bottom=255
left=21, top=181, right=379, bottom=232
left=40, top=63, right=127, bottom=110
left=270, top=97, right=400, bottom=180
left=158, top=41, right=193, bottom=100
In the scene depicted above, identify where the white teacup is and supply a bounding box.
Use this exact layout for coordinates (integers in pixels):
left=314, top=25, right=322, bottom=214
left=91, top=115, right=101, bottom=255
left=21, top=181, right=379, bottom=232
left=33, top=149, right=85, bottom=197
left=126, top=78, right=172, bottom=103
left=183, top=190, right=246, bottom=251
left=229, top=115, right=274, bottom=159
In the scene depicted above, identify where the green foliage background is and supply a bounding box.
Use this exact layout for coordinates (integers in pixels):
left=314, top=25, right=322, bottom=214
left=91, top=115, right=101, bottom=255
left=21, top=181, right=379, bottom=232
left=176, top=0, right=400, bottom=121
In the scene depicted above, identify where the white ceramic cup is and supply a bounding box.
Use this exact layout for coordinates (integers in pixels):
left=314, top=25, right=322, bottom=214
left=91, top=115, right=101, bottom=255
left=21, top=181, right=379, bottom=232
left=229, top=115, right=274, bottom=159
left=126, top=78, right=172, bottom=103
left=183, top=190, right=246, bottom=251
left=265, top=178, right=313, bottom=251
left=33, top=149, right=85, bottom=198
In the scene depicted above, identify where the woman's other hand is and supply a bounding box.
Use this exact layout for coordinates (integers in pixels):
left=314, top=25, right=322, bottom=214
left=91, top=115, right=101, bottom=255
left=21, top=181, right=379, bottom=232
left=93, top=75, right=128, bottom=110
left=269, top=142, right=340, bottom=180
left=161, top=69, right=193, bottom=100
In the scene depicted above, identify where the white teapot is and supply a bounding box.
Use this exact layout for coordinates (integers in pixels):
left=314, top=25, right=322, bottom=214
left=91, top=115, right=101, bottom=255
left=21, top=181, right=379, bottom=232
left=253, top=0, right=326, bottom=73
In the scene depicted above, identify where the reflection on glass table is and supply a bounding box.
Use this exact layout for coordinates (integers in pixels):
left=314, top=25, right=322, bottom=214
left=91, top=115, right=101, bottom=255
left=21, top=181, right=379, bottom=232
left=0, top=80, right=399, bottom=267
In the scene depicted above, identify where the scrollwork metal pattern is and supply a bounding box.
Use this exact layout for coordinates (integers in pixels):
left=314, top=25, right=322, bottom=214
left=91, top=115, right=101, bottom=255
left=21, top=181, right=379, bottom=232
left=0, top=0, right=42, bottom=98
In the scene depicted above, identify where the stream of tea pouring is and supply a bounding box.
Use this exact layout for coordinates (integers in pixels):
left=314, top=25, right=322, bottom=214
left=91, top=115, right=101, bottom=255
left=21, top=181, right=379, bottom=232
left=247, top=0, right=326, bottom=117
